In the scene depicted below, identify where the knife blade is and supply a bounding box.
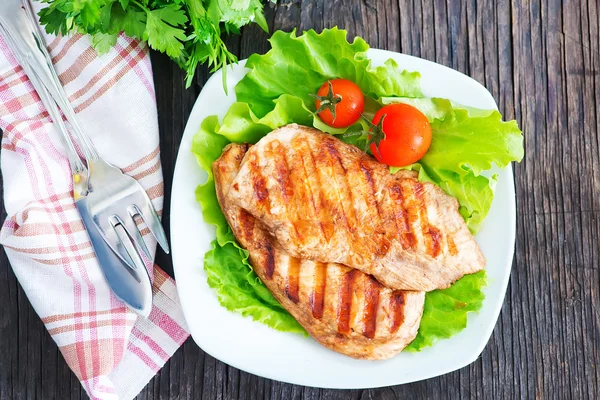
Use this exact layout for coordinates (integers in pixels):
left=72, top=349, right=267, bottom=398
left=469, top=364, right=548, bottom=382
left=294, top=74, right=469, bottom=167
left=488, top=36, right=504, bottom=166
left=76, top=199, right=153, bottom=317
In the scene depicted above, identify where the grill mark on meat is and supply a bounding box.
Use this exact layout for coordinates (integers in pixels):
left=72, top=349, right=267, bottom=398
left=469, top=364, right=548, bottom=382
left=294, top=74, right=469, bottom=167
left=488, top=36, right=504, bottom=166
left=337, top=269, right=359, bottom=336
left=238, top=209, right=255, bottom=242
left=291, top=139, right=327, bottom=242
left=447, top=235, right=458, bottom=256
left=285, top=257, right=301, bottom=303
left=388, top=182, right=416, bottom=250
left=271, top=141, right=306, bottom=243
left=362, top=276, right=381, bottom=339
left=263, top=241, right=275, bottom=279
left=272, top=140, right=294, bottom=203
left=249, top=157, right=269, bottom=203
left=359, top=161, right=390, bottom=256
left=389, top=291, right=407, bottom=334
left=429, top=227, right=442, bottom=257
left=237, top=143, right=251, bottom=158
left=310, top=262, right=327, bottom=319
left=413, top=182, right=442, bottom=258
left=304, top=138, right=335, bottom=241
left=325, top=140, right=358, bottom=234
left=402, top=180, right=424, bottom=254
left=324, top=140, right=347, bottom=174
left=315, top=138, right=348, bottom=240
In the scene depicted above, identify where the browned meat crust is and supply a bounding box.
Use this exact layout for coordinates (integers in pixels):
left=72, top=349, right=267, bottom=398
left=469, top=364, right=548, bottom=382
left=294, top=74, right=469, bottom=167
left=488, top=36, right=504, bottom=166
left=213, top=143, right=425, bottom=360
left=228, top=124, right=486, bottom=291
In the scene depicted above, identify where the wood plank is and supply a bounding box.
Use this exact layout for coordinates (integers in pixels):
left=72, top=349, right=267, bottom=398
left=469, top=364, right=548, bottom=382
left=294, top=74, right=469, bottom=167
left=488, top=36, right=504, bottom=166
left=0, top=0, right=599, bottom=399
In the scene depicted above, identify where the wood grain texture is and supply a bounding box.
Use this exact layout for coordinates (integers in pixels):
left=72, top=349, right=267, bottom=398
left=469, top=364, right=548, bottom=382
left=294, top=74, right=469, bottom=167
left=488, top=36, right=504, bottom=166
left=1, top=0, right=599, bottom=398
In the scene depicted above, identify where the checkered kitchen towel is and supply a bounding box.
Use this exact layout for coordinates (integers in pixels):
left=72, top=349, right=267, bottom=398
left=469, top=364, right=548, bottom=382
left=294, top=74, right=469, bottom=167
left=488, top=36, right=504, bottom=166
left=0, top=3, right=189, bottom=399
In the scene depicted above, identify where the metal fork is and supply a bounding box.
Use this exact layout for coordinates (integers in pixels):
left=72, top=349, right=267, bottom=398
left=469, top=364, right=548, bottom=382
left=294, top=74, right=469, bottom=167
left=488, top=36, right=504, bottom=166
left=17, top=1, right=169, bottom=261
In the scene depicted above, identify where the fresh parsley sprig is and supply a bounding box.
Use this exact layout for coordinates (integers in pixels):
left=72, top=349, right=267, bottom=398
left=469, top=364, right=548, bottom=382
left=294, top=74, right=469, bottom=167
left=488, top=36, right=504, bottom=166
left=39, top=0, right=272, bottom=87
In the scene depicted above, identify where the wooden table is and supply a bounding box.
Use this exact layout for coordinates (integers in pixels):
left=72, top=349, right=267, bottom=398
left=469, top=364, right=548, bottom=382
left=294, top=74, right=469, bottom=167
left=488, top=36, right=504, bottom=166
left=1, top=0, right=599, bottom=398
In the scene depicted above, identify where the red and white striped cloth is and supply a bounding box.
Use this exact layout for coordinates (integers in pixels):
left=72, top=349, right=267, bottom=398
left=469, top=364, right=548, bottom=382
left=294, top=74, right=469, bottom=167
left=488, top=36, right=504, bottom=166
left=0, top=4, right=189, bottom=399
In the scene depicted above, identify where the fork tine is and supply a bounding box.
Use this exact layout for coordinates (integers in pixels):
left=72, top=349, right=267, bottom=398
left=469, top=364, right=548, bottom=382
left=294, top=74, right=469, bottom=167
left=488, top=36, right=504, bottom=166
left=130, top=203, right=170, bottom=254
left=125, top=207, right=152, bottom=260
left=100, top=214, right=136, bottom=271
left=118, top=211, right=152, bottom=263
left=109, top=215, right=144, bottom=275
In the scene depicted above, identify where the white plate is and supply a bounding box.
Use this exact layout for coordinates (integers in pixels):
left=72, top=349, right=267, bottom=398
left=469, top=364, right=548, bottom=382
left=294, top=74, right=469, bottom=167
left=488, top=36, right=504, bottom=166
left=170, top=49, right=516, bottom=389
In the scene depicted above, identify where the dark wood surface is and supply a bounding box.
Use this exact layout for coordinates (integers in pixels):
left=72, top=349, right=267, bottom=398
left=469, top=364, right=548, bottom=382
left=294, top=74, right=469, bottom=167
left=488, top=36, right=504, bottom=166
left=1, top=0, right=599, bottom=398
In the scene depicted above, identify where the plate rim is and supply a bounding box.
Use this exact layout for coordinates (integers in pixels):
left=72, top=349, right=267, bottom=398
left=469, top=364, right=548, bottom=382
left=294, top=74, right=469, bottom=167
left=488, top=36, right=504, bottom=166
left=170, top=48, right=516, bottom=388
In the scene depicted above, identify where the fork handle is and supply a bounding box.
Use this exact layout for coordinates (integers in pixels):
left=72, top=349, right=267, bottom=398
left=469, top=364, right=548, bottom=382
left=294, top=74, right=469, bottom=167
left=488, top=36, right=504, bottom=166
left=0, top=21, right=89, bottom=198
left=0, top=0, right=99, bottom=162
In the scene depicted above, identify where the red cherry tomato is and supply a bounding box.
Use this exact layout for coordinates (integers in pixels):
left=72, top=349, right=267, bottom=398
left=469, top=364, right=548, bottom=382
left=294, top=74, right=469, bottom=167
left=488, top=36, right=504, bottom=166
left=369, top=103, right=432, bottom=167
left=315, top=79, right=364, bottom=128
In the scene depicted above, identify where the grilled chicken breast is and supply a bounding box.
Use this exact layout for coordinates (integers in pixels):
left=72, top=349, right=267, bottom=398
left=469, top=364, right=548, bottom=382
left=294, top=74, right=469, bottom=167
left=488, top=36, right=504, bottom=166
left=214, top=143, right=425, bottom=360
left=228, top=124, right=486, bottom=291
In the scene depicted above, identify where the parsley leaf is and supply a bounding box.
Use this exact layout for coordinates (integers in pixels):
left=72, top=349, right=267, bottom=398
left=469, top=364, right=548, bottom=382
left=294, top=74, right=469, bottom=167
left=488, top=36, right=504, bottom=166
left=91, top=32, right=118, bottom=53
left=38, top=0, right=274, bottom=87
left=143, top=6, right=187, bottom=58
left=39, top=4, right=70, bottom=35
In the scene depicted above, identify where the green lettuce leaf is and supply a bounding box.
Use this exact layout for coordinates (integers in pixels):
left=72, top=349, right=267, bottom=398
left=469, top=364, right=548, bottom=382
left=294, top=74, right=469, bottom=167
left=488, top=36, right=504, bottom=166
left=218, top=94, right=313, bottom=142
left=405, top=271, right=487, bottom=351
left=204, top=239, right=305, bottom=333
left=236, top=28, right=423, bottom=117
left=424, top=168, right=497, bottom=234
left=193, top=116, right=231, bottom=245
